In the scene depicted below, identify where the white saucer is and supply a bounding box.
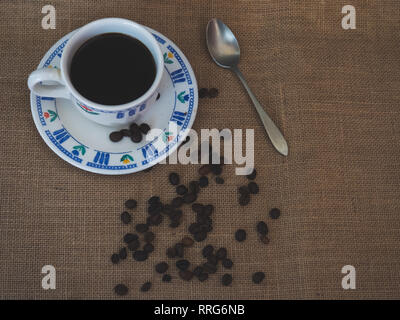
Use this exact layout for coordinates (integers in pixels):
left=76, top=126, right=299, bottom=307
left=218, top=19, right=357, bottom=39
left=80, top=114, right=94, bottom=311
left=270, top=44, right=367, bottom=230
left=30, top=27, right=198, bottom=174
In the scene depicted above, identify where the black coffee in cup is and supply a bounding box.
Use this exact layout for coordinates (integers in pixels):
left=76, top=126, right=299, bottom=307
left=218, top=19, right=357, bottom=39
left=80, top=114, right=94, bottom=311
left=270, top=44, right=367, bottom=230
left=70, top=33, right=156, bottom=105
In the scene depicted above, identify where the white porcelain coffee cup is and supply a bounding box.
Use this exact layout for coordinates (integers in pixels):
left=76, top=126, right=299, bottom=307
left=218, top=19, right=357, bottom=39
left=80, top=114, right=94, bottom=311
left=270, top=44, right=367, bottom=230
left=28, top=18, right=164, bottom=126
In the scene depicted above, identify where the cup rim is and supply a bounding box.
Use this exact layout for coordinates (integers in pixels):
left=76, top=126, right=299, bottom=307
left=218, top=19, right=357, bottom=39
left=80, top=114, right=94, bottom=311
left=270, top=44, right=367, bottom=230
left=60, top=18, right=164, bottom=111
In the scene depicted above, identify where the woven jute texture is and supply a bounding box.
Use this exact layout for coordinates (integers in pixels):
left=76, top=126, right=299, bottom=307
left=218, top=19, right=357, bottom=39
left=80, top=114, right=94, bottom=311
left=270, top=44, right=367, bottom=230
left=1, top=0, right=400, bottom=299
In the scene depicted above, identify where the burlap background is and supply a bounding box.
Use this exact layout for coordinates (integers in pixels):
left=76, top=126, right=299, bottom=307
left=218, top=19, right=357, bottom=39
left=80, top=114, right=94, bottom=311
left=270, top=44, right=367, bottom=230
left=1, top=0, right=399, bottom=299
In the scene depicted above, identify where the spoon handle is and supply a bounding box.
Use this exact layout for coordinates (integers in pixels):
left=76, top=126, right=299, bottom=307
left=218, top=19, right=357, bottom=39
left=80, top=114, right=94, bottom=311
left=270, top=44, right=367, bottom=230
left=232, top=67, right=288, bottom=156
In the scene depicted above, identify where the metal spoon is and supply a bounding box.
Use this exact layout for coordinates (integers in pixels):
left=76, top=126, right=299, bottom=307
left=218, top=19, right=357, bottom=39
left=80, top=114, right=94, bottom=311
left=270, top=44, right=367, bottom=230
left=206, top=18, right=288, bottom=156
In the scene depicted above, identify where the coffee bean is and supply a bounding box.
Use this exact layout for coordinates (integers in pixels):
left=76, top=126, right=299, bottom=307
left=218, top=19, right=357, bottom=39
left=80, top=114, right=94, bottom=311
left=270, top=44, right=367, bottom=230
left=120, top=129, right=131, bottom=137
left=129, top=123, right=139, bottom=133
left=148, top=213, right=163, bottom=226
left=131, top=131, right=142, bottom=143
left=194, top=231, right=207, bottom=242
left=269, top=208, right=281, bottom=219
left=176, top=259, right=190, bottom=271
left=198, top=176, right=209, bottom=188
left=182, top=236, right=194, bottom=247
left=202, top=245, right=214, bottom=258
left=183, top=193, right=197, bottom=204
left=221, top=274, right=233, bottom=286
left=238, top=186, right=250, bottom=196
left=156, top=92, right=161, bottom=100
left=215, top=176, right=224, bottom=184
left=235, top=229, right=246, bottom=242
left=208, top=87, right=219, bottom=98
left=248, top=182, right=259, bottom=194
left=198, top=88, right=209, bottom=98
left=123, top=233, right=138, bottom=244
left=207, top=254, right=218, bottom=266
left=140, top=281, right=151, bottom=292
left=120, top=211, right=131, bottom=224
left=144, top=231, right=155, bottom=243
left=169, top=220, right=180, bottom=228
left=166, top=247, right=176, bottom=259
left=216, top=248, right=227, bottom=260
left=125, top=199, right=137, bottom=209
left=191, top=203, right=204, bottom=214
left=148, top=196, right=160, bottom=205
left=171, top=196, right=183, bottom=208
left=118, top=247, right=127, bottom=260
left=246, top=169, right=257, bottom=180
left=256, top=221, right=268, bottom=235
left=143, top=243, right=154, bottom=253
left=198, top=164, right=212, bottom=175
left=211, top=164, right=222, bottom=175
left=198, top=273, right=209, bottom=282
left=148, top=203, right=162, bottom=215
left=133, top=250, right=148, bottom=261
left=176, top=185, right=188, bottom=195
left=170, top=209, right=182, bottom=221
left=127, top=239, right=140, bottom=251
left=135, top=223, right=149, bottom=233
left=189, top=180, right=200, bottom=194
left=179, top=270, right=193, bottom=281
left=204, top=204, right=214, bottom=215
left=202, top=262, right=217, bottom=274
left=174, top=243, right=184, bottom=258
left=114, top=284, right=128, bottom=296
left=169, top=172, right=180, bottom=185
left=162, top=204, right=174, bottom=216
left=109, top=131, right=123, bottom=142
left=193, top=266, right=204, bottom=277
left=155, top=262, right=169, bottom=274
left=111, top=253, right=120, bottom=264
left=260, top=234, right=270, bottom=244
left=139, top=123, right=150, bottom=134
left=189, top=223, right=201, bottom=235
left=252, top=272, right=265, bottom=284
left=239, top=194, right=250, bottom=206
left=162, top=274, right=172, bottom=282
left=222, top=258, right=233, bottom=269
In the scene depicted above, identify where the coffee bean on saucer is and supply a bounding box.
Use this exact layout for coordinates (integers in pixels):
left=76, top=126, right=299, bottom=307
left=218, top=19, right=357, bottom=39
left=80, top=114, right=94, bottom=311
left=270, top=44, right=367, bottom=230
left=182, top=236, right=194, bottom=247
left=127, top=239, right=140, bottom=251
left=198, top=176, right=209, bottom=188
left=131, top=131, right=142, bottom=143
left=114, top=284, right=128, bottom=296
left=171, top=196, right=183, bottom=208
left=246, top=169, right=257, bottom=180
left=129, top=123, right=139, bottom=133
left=120, top=211, right=131, bottom=224
left=118, top=247, right=127, bottom=260
left=155, top=262, right=169, bottom=274
left=216, top=248, right=227, bottom=260
left=123, top=233, right=138, bottom=244
left=133, top=250, right=148, bottom=261
left=215, top=176, right=224, bottom=184
left=202, top=245, right=214, bottom=258
left=144, top=231, right=155, bottom=243
left=208, top=87, right=219, bottom=98
left=222, top=258, right=233, bottom=269
left=140, top=282, right=151, bottom=292
left=198, top=273, right=209, bottom=282
left=179, top=270, right=193, bottom=281
left=189, top=180, right=200, bottom=194
left=260, top=234, right=270, bottom=245
left=194, top=231, right=207, bottom=242
left=176, top=259, right=190, bottom=271
left=156, top=93, right=161, bottom=100
left=176, top=185, right=188, bottom=195
left=256, top=221, right=268, bottom=236
left=238, top=186, right=250, bottom=196
left=109, top=131, right=123, bottom=142
left=174, top=243, right=184, bottom=258
left=248, top=182, right=259, bottom=194
left=143, top=243, right=154, bottom=254
left=111, top=253, right=120, bottom=264
left=252, top=272, right=265, bottom=284
left=120, top=129, right=131, bottom=137
left=162, top=274, right=172, bottom=282
left=198, top=164, right=212, bottom=175
left=202, top=262, right=217, bottom=274
left=193, top=266, right=204, bottom=277
left=235, top=229, right=246, bottom=242
left=239, top=194, right=250, bottom=206
left=139, top=123, right=151, bottom=134
left=183, top=193, right=197, bottom=204
left=221, top=274, right=232, bottom=286
left=169, top=172, right=180, bottom=185
left=125, top=199, right=137, bottom=209
left=211, top=164, right=222, bottom=175
left=269, top=208, right=281, bottom=219
left=198, top=88, right=209, bottom=98
left=166, top=247, right=176, bottom=259
left=135, top=223, right=149, bottom=233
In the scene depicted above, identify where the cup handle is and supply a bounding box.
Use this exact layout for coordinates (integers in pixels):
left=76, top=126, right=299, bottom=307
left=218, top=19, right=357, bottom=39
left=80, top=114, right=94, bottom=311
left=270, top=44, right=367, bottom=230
left=28, top=68, right=70, bottom=99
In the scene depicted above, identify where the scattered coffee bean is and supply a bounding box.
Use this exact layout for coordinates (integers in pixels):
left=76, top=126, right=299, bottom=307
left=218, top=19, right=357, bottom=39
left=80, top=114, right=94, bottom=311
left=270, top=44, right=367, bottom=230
left=156, top=92, right=161, bottom=100
left=120, top=211, right=131, bottom=224
left=120, top=129, right=131, bottom=137
left=133, top=250, right=148, bottom=262
left=171, top=196, right=183, bottom=208
left=194, top=231, right=207, bottom=242
left=215, top=176, right=224, bottom=184
left=189, top=180, right=200, bottom=194
left=239, top=193, right=250, bottom=206
left=135, top=223, right=149, bottom=233
left=221, top=274, right=233, bottom=286
left=204, top=204, right=214, bottom=215
left=125, top=199, right=137, bottom=209
left=248, top=182, right=259, bottom=194
left=123, top=233, right=138, bottom=244
left=208, top=87, right=219, bottom=98
left=148, top=213, right=163, bottom=226
left=118, top=247, right=127, bottom=260
left=109, top=131, right=123, bottom=142
left=183, top=193, right=197, bottom=204
left=131, top=130, right=142, bottom=143
left=162, top=204, right=174, bottom=216
left=166, top=247, right=176, bottom=259
left=169, top=172, right=180, bottom=185
left=192, top=203, right=204, bottom=214
left=176, top=259, right=190, bottom=271
left=143, top=243, right=154, bottom=253
left=174, top=243, right=184, bottom=258
left=252, top=272, right=265, bottom=284
left=148, top=196, right=160, bottom=205
left=140, top=281, right=152, bottom=292
left=198, top=88, right=209, bottom=98
left=198, top=164, right=212, bottom=176
left=193, top=266, right=204, bottom=277
left=181, top=236, right=194, bottom=247
left=176, top=185, right=188, bottom=195
left=169, top=220, right=180, bottom=228
left=155, top=262, right=169, bottom=274
left=235, top=229, right=246, bottom=242
left=148, top=203, right=162, bottom=215
left=114, top=284, right=128, bottom=296
left=202, top=262, right=217, bottom=274
left=144, top=231, right=155, bottom=243
left=198, top=273, right=209, bottom=282
left=111, top=253, right=120, bottom=264
left=162, top=274, right=172, bottom=282
left=211, top=164, right=222, bottom=175
left=127, top=239, right=140, bottom=251
left=207, top=254, right=218, bottom=266
left=129, top=123, right=139, bottom=133
left=256, top=221, right=268, bottom=236
left=189, top=223, right=201, bottom=235
left=222, top=258, right=233, bottom=269
left=216, top=248, right=227, bottom=260
left=260, top=234, right=270, bottom=244
left=238, top=186, right=250, bottom=196
left=202, top=245, right=214, bottom=258
left=269, top=208, right=281, bottom=219
left=139, top=123, right=151, bottom=134
left=179, top=270, right=194, bottom=281
left=198, top=176, right=209, bottom=188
